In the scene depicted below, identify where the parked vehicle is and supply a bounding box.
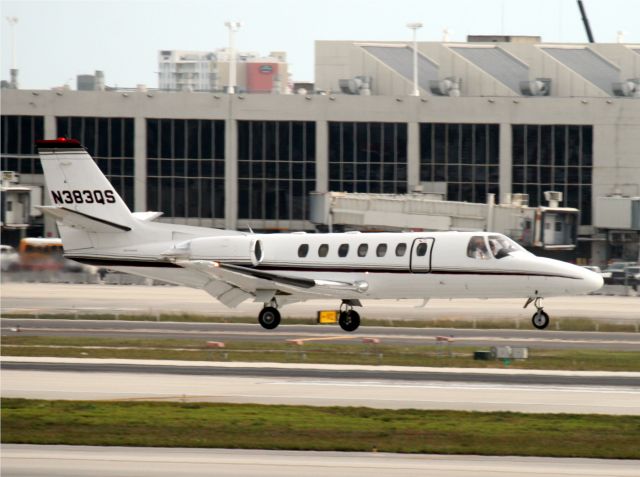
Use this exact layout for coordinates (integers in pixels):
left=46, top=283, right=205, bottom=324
left=581, top=265, right=612, bottom=281
left=18, top=237, right=84, bottom=272
left=624, top=265, right=640, bottom=290
left=603, top=261, right=637, bottom=285
left=0, top=244, right=20, bottom=272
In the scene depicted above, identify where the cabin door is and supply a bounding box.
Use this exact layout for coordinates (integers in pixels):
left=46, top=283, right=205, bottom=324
left=410, top=238, right=434, bottom=273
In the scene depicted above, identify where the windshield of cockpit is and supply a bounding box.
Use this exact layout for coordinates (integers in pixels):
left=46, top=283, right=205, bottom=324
left=467, top=235, right=526, bottom=259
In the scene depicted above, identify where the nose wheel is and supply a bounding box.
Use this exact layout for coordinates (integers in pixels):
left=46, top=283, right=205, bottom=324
left=532, top=309, right=550, bottom=330
left=526, top=297, right=550, bottom=330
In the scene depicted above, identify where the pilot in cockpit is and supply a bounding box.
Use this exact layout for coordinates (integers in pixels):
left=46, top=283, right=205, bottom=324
left=467, top=236, right=490, bottom=260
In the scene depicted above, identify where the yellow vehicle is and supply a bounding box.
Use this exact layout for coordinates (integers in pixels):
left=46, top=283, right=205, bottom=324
left=18, top=237, right=76, bottom=271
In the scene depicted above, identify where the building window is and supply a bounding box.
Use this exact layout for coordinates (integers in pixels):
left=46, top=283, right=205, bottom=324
left=56, top=116, right=135, bottom=209
left=511, top=125, right=593, bottom=225
left=420, top=123, right=499, bottom=204
left=1, top=115, right=45, bottom=175
left=238, top=120, right=316, bottom=222
left=146, top=119, right=225, bottom=219
left=329, top=122, right=407, bottom=194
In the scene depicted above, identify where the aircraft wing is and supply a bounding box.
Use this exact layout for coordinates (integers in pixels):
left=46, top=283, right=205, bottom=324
left=176, top=260, right=365, bottom=307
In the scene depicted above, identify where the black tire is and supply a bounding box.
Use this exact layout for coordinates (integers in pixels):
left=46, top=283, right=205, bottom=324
left=258, top=307, right=281, bottom=330
left=339, top=309, right=361, bottom=332
left=532, top=310, right=550, bottom=330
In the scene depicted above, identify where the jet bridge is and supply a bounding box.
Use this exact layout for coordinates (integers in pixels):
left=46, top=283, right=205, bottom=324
left=309, top=191, right=579, bottom=250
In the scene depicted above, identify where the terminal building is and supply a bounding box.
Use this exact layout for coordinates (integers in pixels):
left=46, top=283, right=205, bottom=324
left=1, top=38, right=639, bottom=265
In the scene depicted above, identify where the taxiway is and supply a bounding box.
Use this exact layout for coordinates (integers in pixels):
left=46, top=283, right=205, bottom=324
left=3, top=357, right=639, bottom=414
left=3, top=318, right=640, bottom=350
left=3, top=445, right=639, bottom=477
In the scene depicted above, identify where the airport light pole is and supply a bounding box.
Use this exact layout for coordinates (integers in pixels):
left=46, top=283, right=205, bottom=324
left=224, top=20, right=242, bottom=94
left=406, top=22, right=422, bottom=96
left=6, top=16, right=19, bottom=89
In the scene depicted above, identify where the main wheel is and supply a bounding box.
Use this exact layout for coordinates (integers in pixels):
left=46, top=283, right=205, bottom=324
left=339, top=309, right=361, bottom=332
left=258, top=307, right=281, bottom=330
left=532, top=309, right=550, bottom=330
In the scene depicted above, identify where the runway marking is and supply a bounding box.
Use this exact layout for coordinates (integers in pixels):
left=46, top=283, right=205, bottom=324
left=286, top=336, right=358, bottom=342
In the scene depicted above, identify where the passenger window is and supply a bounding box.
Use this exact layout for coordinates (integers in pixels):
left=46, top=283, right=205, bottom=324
left=298, top=244, right=309, bottom=258
left=467, top=236, right=490, bottom=260
left=357, top=244, right=368, bottom=257
left=395, top=243, right=407, bottom=257
left=318, top=244, right=329, bottom=257
left=338, top=243, right=349, bottom=257
left=376, top=243, right=387, bottom=257
left=416, top=243, right=428, bottom=256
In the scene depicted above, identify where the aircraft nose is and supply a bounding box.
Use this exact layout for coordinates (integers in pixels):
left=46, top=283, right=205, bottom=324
left=580, top=267, right=604, bottom=293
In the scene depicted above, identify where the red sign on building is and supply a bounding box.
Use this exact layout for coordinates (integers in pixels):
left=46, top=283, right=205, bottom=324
left=247, top=63, right=278, bottom=93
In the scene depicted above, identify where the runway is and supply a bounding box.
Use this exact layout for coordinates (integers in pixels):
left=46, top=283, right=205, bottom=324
left=4, top=318, right=640, bottom=350
left=3, top=446, right=639, bottom=477
left=3, top=358, right=640, bottom=414
left=2, top=282, right=638, bottom=320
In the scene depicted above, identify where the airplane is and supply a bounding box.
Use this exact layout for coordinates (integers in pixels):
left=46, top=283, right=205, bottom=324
left=35, top=137, right=604, bottom=332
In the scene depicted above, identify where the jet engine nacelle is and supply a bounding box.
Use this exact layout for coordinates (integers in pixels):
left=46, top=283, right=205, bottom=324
left=185, top=235, right=255, bottom=263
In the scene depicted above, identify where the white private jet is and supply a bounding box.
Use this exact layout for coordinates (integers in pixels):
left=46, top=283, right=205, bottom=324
left=35, top=138, right=603, bottom=332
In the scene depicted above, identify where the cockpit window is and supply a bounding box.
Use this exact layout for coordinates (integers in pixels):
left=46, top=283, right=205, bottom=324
left=488, top=235, right=524, bottom=259
left=467, top=236, right=490, bottom=260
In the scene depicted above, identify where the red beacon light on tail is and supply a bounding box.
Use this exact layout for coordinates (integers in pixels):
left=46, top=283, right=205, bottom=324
left=35, top=138, right=82, bottom=148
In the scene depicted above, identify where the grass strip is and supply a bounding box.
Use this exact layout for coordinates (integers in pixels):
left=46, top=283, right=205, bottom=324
left=3, top=312, right=638, bottom=332
left=3, top=335, right=640, bottom=371
left=2, top=398, right=639, bottom=458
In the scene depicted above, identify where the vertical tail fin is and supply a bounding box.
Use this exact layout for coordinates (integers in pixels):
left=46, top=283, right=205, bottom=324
left=36, top=138, right=134, bottom=230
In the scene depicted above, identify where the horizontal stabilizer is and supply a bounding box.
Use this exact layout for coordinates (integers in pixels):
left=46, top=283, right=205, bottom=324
left=132, top=211, right=164, bottom=222
left=37, top=206, right=131, bottom=233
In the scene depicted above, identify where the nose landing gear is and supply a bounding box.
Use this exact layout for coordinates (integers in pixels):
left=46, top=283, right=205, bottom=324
left=258, top=300, right=281, bottom=330
left=525, top=296, right=550, bottom=330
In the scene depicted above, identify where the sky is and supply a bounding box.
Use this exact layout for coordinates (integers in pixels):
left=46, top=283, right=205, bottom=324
left=1, top=0, right=639, bottom=90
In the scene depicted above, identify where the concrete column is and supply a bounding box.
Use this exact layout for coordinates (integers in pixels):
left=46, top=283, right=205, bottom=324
left=224, top=101, right=238, bottom=230
left=315, top=120, right=328, bottom=193
left=134, top=116, right=146, bottom=212
left=44, top=115, right=56, bottom=139
left=43, top=115, right=57, bottom=236
left=499, top=122, right=512, bottom=204
left=407, top=121, right=420, bottom=192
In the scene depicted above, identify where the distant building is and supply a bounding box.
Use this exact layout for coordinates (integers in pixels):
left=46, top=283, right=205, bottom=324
left=158, top=49, right=289, bottom=93
left=1, top=38, right=639, bottom=264
left=76, top=71, right=106, bottom=91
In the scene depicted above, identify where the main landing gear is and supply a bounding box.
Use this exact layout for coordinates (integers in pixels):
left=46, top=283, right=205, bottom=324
left=524, top=296, right=550, bottom=330
left=338, top=301, right=361, bottom=332
left=257, top=299, right=362, bottom=332
left=258, top=301, right=281, bottom=330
